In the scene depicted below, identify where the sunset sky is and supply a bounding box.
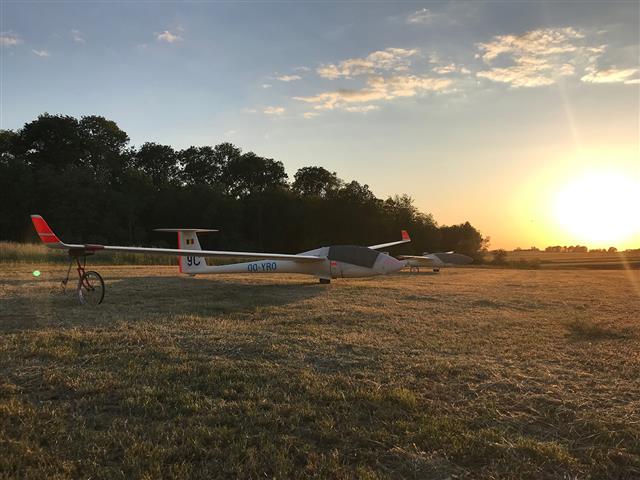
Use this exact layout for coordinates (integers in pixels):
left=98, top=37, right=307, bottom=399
left=2, top=1, right=639, bottom=249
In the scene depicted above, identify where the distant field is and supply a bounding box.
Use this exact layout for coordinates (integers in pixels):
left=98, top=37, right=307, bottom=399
left=484, top=250, right=640, bottom=270
left=1, top=266, right=638, bottom=479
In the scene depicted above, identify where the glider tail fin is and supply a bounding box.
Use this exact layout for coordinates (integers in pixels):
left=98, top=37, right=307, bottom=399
left=155, top=228, right=217, bottom=275
left=178, top=231, right=207, bottom=274
left=30, top=214, right=64, bottom=248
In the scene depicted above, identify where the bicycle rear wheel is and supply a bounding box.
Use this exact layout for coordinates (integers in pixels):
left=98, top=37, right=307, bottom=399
left=78, top=271, right=105, bottom=305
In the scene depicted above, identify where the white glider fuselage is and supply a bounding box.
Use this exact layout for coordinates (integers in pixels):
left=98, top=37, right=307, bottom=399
left=400, top=252, right=473, bottom=272
left=182, top=245, right=406, bottom=280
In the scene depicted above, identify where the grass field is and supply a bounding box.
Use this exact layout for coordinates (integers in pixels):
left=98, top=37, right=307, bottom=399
left=501, top=250, right=640, bottom=270
left=1, top=265, right=639, bottom=479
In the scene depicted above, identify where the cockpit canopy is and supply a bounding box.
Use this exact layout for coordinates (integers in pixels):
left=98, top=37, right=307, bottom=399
left=328, top=245, right=380, bottom=268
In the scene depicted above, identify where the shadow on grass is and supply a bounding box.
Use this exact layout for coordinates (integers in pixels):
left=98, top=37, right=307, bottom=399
left=564, top=319, right=633, bottom=341
left=398, top=270, right=440, bottom=276
left=0, top=275, right=326, bottom=332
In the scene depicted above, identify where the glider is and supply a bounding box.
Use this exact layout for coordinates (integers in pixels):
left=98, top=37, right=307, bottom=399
left=31, top=214, right=410, bottom=304
left=399, top=251, right=473, bottom=272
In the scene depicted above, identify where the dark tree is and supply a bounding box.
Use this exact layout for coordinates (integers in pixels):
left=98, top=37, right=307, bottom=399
left=222, top=152, right=288, bottom=198
left=439, top=222, right=485, bottom=259
left=337, top=180, right=377, bottom=204
left=292, top=166, right=341, bottom=197
left=180, top=143, right=241, bottom=187
left=17, top=114, right=83, bottom=170
left=133, top=143, right=180, bottom=188
left=78, top=115, right=130, bottom=182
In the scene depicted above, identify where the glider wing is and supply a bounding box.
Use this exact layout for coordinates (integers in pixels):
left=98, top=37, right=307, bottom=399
left=30, top=215, right=324, bottom=263
left=398, top=255, right=435, bottom=266
left=369, top=230, right=411, bottom=250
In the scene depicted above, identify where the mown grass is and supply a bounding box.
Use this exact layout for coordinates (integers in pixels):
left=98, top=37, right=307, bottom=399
left=1, top=267, right=639, bottom=479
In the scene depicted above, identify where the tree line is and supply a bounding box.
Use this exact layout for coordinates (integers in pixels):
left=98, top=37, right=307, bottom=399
left=0, top=114, right=486, bottom=258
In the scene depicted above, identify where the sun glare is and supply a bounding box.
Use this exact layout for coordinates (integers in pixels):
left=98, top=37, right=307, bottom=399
left=553, top=170, right=640, bottom=247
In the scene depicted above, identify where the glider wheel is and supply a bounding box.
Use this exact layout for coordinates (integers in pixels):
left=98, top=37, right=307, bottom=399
left=78, top=270, right=105, bottom=305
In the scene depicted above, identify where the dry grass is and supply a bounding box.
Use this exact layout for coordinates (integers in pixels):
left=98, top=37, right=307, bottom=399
left=501, top=250, right=640, bottom=270
left=1, top=266, right=639, bottom=479
left=0, top=242, right=176, bottom=265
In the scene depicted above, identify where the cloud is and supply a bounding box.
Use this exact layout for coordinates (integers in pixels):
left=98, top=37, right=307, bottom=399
left=476, top=27, right=587, bottom=87
left=32, top=49, right=51, bottom=57
left=477, top=65, right=561, bottom=87
left=581, top=66, right=638, bottom=84
left=303, top=112, right=318, bottom=119
left=0, top=32, right=21, bottom=47
left=407, top=8, right=435, bottom=24
left=294, top=66, right=311, bottom=72
left=261, top=83, right=272, bottom=89
left=276, top=74, right=302, bottom=82
left=344, top=105, right=379, bottom=113
left=432, top=63, right=471, bottom=75
left=317, top=47, right=419, bottom=79
left=624, top=78, right=640, bottom=85
left=71, top=29, right=85, bottom=43
left=478, top=27, right=584, bottom=63
left=433, top=63, right=456, bottom=74
left=156, top=30, right=182, bottom=43
left=295, top=74, right=452, bottom=110
left=263, top=106, right=285, bottom=115
left=428, top=53, right=471, bottom=75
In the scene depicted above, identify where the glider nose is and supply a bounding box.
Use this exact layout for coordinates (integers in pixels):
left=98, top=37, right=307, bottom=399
left=380, top=253, right=405, bottom=274
left=391, top=256, right=406, bottom=273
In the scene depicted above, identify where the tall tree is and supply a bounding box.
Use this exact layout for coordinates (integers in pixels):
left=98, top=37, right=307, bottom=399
left=439, top=222, right=485, bottom=259
left=78, top=115, right=130, bottom=183
left=133, top=143, right=179, bottom=188
left=17, top=114, right=83, bottom=170
left=180, top=142, right=242, bottom=187
left=180, top=146, right=222, bottom=187
left=222, top=152, right=288, bottom=198
left=292, top=166, right=342, bottom=197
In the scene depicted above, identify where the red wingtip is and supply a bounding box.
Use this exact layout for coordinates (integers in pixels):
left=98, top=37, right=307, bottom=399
left=401, top=230, right=410, bottom=241
left=30, top=214, right=61, bottom=244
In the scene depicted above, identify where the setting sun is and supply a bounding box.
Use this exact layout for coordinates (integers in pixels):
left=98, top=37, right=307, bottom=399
left=553, top=170, right=640, bottom=247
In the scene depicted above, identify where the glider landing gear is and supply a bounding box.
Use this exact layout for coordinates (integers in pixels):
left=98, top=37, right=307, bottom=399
left=61, top=253, right=105, bottom=305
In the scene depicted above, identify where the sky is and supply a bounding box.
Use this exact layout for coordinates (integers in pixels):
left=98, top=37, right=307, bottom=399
left=2, top=1, right=639, bottom=249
